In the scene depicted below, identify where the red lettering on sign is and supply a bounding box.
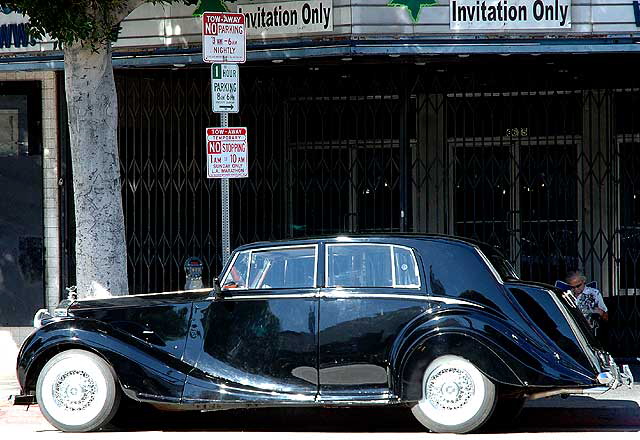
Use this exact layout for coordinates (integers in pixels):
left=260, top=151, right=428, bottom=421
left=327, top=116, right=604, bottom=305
left=208, top=141, right=222, bottom=154
left=204, top=23, right=217, bottom=35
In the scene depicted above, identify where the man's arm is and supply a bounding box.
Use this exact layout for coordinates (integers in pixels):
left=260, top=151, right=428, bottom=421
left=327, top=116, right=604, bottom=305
left=594, top=289, right=609, bottom=320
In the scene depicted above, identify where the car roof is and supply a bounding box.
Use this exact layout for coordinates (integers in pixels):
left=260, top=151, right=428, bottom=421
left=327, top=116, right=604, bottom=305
left=232, top=233, right=496, bottom=253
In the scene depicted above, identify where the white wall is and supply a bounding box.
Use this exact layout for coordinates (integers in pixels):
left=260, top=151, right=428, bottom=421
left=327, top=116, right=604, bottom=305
left=1, top=1, right=640, bottom=58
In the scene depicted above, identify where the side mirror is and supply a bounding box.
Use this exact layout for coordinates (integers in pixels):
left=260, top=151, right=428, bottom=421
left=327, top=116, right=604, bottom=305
left=212, top=277, right=224, bottom=300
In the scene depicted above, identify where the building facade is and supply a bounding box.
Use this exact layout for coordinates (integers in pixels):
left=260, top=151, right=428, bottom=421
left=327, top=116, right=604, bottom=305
left=2, top=0, right=640, bottom=357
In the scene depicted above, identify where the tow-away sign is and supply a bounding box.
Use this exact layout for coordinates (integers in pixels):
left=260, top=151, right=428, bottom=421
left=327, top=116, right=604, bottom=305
left=202, top=12, right=246, bottom=64
left=206, top=127, right=248, bottom=179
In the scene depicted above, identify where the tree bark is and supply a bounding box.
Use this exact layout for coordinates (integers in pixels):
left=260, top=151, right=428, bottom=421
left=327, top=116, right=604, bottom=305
left=64, top=41, right=128, bottom=298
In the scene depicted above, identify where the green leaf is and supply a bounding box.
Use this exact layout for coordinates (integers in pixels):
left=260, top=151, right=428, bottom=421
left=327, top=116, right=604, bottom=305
left=387, top=0, right=437, bottom=22
left=193, top=0, right=229, bottom=16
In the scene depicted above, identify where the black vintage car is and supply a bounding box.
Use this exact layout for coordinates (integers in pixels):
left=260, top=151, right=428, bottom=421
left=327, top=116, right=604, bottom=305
left=15, top=235, right=633, bottom=433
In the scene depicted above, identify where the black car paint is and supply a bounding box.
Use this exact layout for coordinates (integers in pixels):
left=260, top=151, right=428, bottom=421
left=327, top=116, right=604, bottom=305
left=17, top=235, right=606, bottom=408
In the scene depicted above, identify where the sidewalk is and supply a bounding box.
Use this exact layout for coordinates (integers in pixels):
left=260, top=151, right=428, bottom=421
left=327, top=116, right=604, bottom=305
left=0, top=370, right=48, bottom=428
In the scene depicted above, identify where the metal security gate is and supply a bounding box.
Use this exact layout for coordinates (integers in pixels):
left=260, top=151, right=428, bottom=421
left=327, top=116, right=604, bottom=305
left=59, top=56, right=640, bottom=356
left=113, top=65, right=408, bottom=293
left=445, top=91, right=581, bottom=284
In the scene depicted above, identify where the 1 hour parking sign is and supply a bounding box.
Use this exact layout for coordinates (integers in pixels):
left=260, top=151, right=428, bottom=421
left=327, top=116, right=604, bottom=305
left=202, top=12, right=246, bottom=63
left=206, top=127, right=248, bottom=179
left=211, top=64, right=239, bottom=113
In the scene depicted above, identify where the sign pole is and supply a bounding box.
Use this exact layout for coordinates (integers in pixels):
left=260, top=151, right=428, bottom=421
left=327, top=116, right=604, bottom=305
left=202, top=11, right=246, bottom=267
left=220, top=112, right=231, bottom=264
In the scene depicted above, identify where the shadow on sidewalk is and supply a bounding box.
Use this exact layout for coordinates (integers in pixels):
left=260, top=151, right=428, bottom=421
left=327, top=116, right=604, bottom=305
left=104, top=399, right=640, bottom=433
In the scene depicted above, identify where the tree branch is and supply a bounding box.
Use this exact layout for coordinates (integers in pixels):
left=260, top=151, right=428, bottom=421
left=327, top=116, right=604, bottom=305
left=114, top=0, right=147, bottom=23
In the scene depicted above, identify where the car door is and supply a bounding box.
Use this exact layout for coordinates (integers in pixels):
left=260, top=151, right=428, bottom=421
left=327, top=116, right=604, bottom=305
left=182, top=244, right=320, bottom=404
left=318, top=241, right=428, bottom=402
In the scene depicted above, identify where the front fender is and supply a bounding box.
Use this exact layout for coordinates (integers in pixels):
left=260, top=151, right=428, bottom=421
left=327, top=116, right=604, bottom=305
left=17, top=318, right=188, bottom=403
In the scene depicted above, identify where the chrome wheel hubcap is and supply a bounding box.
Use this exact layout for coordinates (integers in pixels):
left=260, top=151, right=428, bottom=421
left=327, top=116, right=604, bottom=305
left=53, top=370, right=97, bottom=412
left=426, top=367, right=475, bottom=411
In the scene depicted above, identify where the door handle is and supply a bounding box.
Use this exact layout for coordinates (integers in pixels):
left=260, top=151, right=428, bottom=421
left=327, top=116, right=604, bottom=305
left=319, top=292, right=344, bottom=301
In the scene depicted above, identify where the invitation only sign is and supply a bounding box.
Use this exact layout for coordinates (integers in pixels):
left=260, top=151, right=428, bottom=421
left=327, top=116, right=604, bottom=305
left=450, top=0, right=571, bottom=30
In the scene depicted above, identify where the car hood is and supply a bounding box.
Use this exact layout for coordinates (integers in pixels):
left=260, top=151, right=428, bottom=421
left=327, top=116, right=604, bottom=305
left=67, top=289, right=211, bottom=313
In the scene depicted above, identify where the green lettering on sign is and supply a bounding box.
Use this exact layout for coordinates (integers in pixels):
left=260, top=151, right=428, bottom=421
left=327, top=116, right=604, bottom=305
left=212, top=64, right=222, bottom=79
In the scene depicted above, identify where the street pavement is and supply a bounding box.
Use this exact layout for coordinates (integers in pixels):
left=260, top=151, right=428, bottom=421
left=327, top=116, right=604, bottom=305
left=1, top=364, right=639, bottom=435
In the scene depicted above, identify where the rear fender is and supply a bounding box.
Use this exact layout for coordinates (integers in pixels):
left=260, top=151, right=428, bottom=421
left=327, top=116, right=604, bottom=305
left=397, top=332, right=523, bottom=401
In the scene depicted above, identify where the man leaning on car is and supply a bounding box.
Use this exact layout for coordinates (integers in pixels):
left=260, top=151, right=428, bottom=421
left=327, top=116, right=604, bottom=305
left=566, top=270, right=608, bottom=330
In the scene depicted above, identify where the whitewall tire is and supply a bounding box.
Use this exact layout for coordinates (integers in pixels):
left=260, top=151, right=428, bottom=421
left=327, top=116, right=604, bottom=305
left=36, top=349, right=120, bottom=432
left=411, top=355, right=496, bottom=433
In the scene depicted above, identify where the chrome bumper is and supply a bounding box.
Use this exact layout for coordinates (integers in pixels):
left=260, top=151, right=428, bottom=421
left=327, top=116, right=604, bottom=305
left=527, top=358, right=633, bottom=400
left=597, top=360, right=634, bottom=389
left=11, top=393, right=37, bottom=405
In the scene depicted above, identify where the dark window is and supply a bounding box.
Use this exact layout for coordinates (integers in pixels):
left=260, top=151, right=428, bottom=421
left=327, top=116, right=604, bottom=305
left=454, top=146, right=511, bottom=251
left=617, top=142, right=640, bottom=290
left=0, top=81, right=44, bottom=326
left=454, top=143, right=578, bottom=284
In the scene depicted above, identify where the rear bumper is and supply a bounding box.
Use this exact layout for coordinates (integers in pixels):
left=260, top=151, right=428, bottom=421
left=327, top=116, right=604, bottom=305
left=597, top=362, right=634, bottom=388
left=527, top=358, right=634, bottom=401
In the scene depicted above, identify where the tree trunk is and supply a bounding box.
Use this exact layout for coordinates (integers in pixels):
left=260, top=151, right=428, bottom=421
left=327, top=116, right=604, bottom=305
left=64, top=41, right=128, bottom=298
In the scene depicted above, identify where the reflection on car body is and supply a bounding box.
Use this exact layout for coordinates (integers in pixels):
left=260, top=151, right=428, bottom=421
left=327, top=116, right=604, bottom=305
left=14, top=235, right=633, bottom=433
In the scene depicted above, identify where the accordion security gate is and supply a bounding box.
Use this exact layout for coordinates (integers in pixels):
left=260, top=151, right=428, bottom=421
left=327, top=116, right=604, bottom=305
left=111, top=57, right=640, bottom=357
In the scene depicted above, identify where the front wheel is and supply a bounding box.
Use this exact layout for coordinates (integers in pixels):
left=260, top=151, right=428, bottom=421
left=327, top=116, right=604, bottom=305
left=411, top=355, right=496, bottom=433
left=36, top=349, right=121, bottom=432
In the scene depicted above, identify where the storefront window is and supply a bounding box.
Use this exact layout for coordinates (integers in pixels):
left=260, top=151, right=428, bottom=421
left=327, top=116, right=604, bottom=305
left=617, top=142, right=640, bottom=290
left=0, top=81, right=44, bottom=326
left=451, top=92, right=580, bottom=285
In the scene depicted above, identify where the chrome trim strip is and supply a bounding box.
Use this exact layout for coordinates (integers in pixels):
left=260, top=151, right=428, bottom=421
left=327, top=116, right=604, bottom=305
left=76, top=287, right=212, bottom=301
left=225, top=293, right=318, bottom=301
left=475, top=248, right=505, bottom=285
left=547, top=289, right=601, bottom=373
left=221, top=291, right=482, bottom=308
left=390, top=246, right=397, bottom=287
left=321, top=293, right=482, bottom=307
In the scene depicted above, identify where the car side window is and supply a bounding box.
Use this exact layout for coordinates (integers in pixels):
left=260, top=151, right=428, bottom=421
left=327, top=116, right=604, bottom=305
left=222, top=246, right=317, bottom=290
left=327, top=244, right=420, bottom=288
left=394, top=246, right=420, bottom=287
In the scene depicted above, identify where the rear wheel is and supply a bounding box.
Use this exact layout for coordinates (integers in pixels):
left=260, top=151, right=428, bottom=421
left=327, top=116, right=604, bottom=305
left=36, top=349, right=120, bottom=432
left=411, top=355, right=496, bottom=433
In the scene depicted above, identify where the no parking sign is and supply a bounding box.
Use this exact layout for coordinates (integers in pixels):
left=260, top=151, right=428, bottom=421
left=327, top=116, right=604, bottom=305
left=202, top=12, right=246, bottom=63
